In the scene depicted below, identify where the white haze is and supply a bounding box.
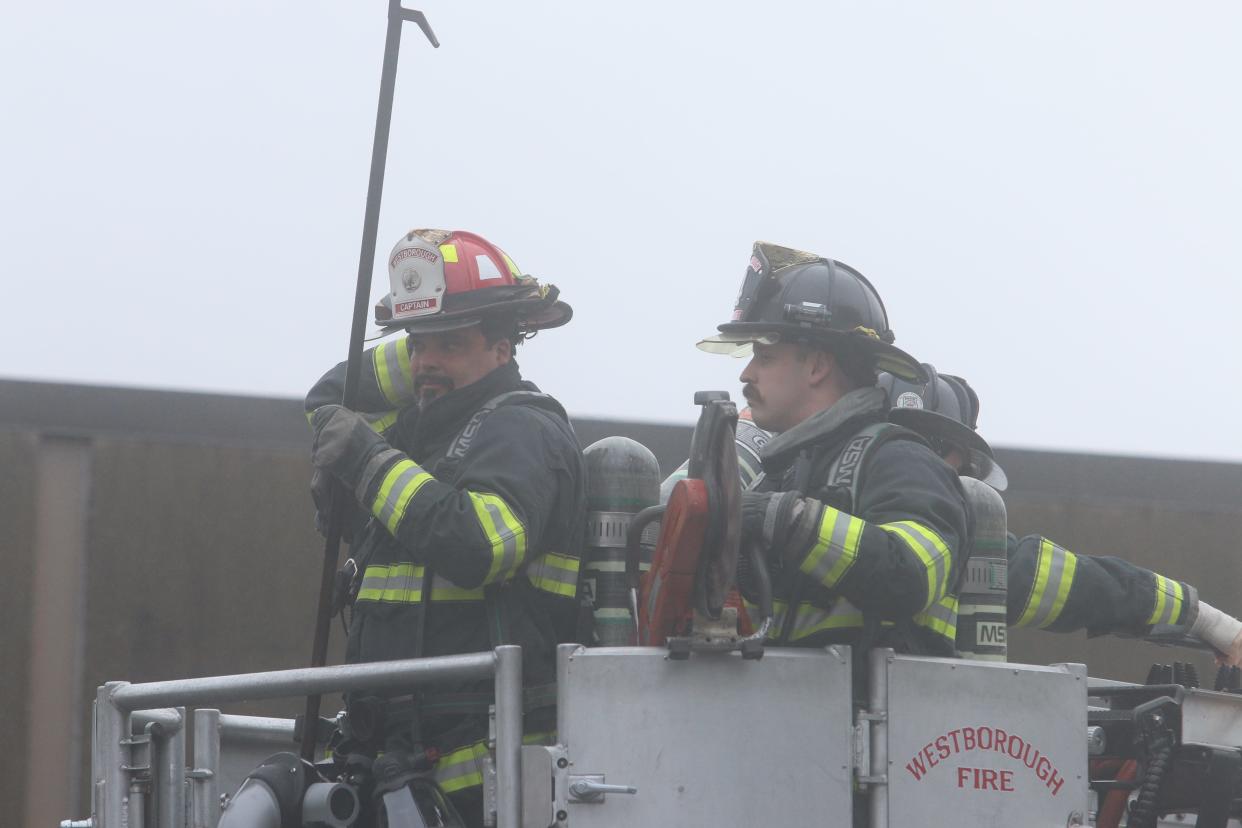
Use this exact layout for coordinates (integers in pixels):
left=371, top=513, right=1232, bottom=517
left=2, top=1, right=1240, bottom=461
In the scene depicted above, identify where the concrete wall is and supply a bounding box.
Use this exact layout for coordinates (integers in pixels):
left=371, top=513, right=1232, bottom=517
left=2, top=379, right=1240, bottom=825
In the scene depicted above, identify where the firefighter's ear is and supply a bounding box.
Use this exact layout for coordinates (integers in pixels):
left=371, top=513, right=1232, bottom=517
left=494, top=337, right=513, bottom=364
left=804, top=347, right=835, bottom=387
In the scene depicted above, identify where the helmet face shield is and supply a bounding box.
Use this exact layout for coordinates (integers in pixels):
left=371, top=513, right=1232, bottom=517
left=695, top=332, right=779, bottom=357
left=731, top=249, right=783, bottom=323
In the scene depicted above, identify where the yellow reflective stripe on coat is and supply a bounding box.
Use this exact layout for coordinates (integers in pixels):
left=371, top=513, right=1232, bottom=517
left=525, top=551, right=580, bottom=598
left=1147, top=575, right=1185, bottom=626
left=911, top=594, right=958, bottom=640
left=878, top=520, right=952, bottom=610
left=768, top=598, right=865, bottom=641
left=435, top=741, right=489, bottom=794
left=373, top=338, right=415, bottom=406
left=370, top=459, right=436, bottom=534
left=799, top=506, right=865, bottom=589
left=355, top=563, right=486, bottom=603
left=306, top=408, right=398, bottom=434
left=1015, top=539, right=1078, bottom=629
left=363, top=410, right=399, bottom=433
left=435, top=731, right=556, bottom=794
left=469, top=492, right=528, bottom=584
left=756, top=595, right=955, bottom=644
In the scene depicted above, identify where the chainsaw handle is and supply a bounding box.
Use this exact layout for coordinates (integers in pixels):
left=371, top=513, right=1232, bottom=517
left=625, top=504, right=667, bottom=591
left=743, top=538, right=774, bottom=625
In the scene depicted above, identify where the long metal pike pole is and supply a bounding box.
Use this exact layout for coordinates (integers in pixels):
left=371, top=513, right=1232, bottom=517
left=301, top=0, right=438, bottom=763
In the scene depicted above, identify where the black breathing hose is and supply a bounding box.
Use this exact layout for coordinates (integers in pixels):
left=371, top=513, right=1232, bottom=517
left=1129, top=730, right=1174, bottom=828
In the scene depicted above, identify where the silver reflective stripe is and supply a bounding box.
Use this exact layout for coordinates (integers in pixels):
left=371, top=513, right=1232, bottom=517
left=482, top=500, right=520, bottom=577
left=387, top=568, right=420, bottom=595
left=799, top=598, right=865, bottom=637
left=890, top=523, right=949, bottom=601
left=358, top=564, right=488, bottom=603
left=358, top=572, right=392, bottom=595
left=356, top=448, right=403, bottom=503
left=912, top=595, right=958, bottom=638
left=1028, top=543, right=1070, bottom=628
left=802, top=508, right=856, bottom=585
left=435, top=747, right=485, bottom=788
left=527, top=554, right=578, bottom=588
left=764, top=597, right=866, bottom=641
left=919, top=598, right=956, bottom=625
left=1152, top=576, right=1182, bottom=626
left=381, top=339, right=414, bottom=403
left=357, top=565, right=424, bottom=603
left=376, top=463, right=425, bottom=529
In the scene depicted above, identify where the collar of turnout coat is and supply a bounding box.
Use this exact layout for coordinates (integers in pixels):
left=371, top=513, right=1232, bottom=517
left=399, top=359, right=531, bottom=451
left=759, top=386, right=888, bottom=470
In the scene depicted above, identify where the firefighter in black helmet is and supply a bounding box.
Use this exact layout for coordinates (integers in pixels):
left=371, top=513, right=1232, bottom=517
left=879, top=369, right=1242, bottom=666
left=700, top=241, right=969, bottom=655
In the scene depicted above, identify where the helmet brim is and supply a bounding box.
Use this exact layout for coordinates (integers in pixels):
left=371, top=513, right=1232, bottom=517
left=887, top=408, right=1008, bottom=492
left=973, top=452, right=1009, bottom=492
left=698, top=323, right=927, bottom=383
left=372, top=297, right=573, bottom=339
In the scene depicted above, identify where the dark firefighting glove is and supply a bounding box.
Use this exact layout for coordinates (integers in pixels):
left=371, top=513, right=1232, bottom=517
left=310, top=468, right=370, bottom=543
left=740, top=490, right=821, bottom=570
left=311, top=467, right=334, bottom=534
left=310, top=404, right=403, bottom=505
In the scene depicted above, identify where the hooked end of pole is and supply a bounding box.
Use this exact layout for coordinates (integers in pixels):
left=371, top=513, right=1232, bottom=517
left=398, top=7, right=441, bottom=48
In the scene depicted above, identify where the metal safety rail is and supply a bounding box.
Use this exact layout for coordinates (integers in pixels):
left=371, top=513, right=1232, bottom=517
left=75, top=646, right=525, bottom=828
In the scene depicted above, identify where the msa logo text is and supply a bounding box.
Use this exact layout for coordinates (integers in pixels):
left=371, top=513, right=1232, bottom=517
left=978, top=621, right=1006, bottom=645
left=833, top=435, right=874, bottom=487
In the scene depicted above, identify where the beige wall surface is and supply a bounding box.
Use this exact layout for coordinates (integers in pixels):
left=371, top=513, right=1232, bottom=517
left=76, top=439, right=345, bottom=816
left=0, top=430, right=38, bottom=828
left=2, top=380, right=1241, bottom=825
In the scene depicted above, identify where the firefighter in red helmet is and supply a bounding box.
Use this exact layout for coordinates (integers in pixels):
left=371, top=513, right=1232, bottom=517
left=305, top=229, right=584, bottom=826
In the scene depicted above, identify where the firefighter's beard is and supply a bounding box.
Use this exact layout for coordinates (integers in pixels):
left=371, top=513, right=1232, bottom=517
left=414, top=374, right=454, bottom=407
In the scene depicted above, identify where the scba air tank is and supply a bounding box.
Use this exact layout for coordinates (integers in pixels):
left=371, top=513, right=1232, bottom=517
left=583, top=436, right=661, bottom=646
left=956, top=476, right=1008, bottom=661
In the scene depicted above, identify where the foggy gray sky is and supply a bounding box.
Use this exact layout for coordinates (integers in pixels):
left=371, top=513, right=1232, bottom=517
left=3, top=2, right=1241, bottom=461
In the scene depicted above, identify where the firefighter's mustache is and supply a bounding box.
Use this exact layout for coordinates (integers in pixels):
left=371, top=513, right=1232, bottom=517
left=415, top=375, right=454, bottom=393
left=742, top=385, right=760, bottom=405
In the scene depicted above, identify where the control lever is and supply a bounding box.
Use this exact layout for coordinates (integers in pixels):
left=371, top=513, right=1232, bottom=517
left=568, top=775, right=638, bottom=803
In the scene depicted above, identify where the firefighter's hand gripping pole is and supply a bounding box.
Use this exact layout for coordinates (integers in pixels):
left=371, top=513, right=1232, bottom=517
left=301, top=1, right=438, bottom=764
